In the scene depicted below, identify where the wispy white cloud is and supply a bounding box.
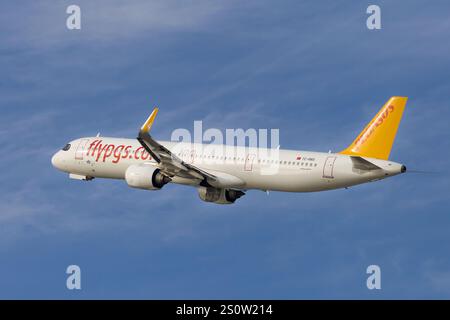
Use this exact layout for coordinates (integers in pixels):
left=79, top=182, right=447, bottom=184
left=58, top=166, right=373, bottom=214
left=0, top=1, right=229, bottom=48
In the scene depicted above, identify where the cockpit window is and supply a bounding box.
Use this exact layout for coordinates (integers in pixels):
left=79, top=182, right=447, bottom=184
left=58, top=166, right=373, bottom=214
left=62, top=143, right=71, bottom=151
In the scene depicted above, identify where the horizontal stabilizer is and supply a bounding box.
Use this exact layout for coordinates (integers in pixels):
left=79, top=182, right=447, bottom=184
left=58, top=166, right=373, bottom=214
left=350, top=156, right=382, bottom=171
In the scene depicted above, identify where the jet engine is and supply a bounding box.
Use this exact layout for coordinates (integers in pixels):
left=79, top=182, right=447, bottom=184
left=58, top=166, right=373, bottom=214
left=125, top=164, right=171, bottom=190
left=197, top=186, right=245, bottom=204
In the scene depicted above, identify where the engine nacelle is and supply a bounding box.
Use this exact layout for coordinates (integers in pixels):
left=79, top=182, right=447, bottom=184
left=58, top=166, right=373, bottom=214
left=125, top=164, right=171, bottom=190
left=197, top=187, right=245, bottom=204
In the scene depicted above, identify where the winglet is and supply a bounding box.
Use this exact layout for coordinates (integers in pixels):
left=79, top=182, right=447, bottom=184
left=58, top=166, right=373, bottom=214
left=140, top=107, right=159, bottom=133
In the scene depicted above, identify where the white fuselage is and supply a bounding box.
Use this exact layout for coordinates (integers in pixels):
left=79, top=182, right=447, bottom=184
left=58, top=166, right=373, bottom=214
left=51, top=137, right=405, bottom=192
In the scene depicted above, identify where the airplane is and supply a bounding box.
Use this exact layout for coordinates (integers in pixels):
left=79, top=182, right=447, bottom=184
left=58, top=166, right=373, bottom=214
left=51, top=96, right=408, bottom=204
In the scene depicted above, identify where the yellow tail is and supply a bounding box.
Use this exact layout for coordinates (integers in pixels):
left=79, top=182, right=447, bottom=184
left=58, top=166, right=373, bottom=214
left=339, top=96, right=408, bottom=160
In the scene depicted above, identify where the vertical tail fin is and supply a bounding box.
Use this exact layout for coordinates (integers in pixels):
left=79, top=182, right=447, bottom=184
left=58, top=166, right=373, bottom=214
left=339, top=97, right=408, bottom=160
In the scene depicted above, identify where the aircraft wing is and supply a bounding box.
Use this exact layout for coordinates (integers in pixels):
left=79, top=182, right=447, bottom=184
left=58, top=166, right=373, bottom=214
left=137, top=108, right=218, bottom=184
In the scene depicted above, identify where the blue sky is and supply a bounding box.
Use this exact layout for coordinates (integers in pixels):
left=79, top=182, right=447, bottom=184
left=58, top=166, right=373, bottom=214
left=1, top=0, right=450, bottom=299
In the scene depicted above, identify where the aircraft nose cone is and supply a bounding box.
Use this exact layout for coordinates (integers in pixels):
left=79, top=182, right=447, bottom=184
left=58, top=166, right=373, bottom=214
left=51, top=152, right=61, bottom=169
